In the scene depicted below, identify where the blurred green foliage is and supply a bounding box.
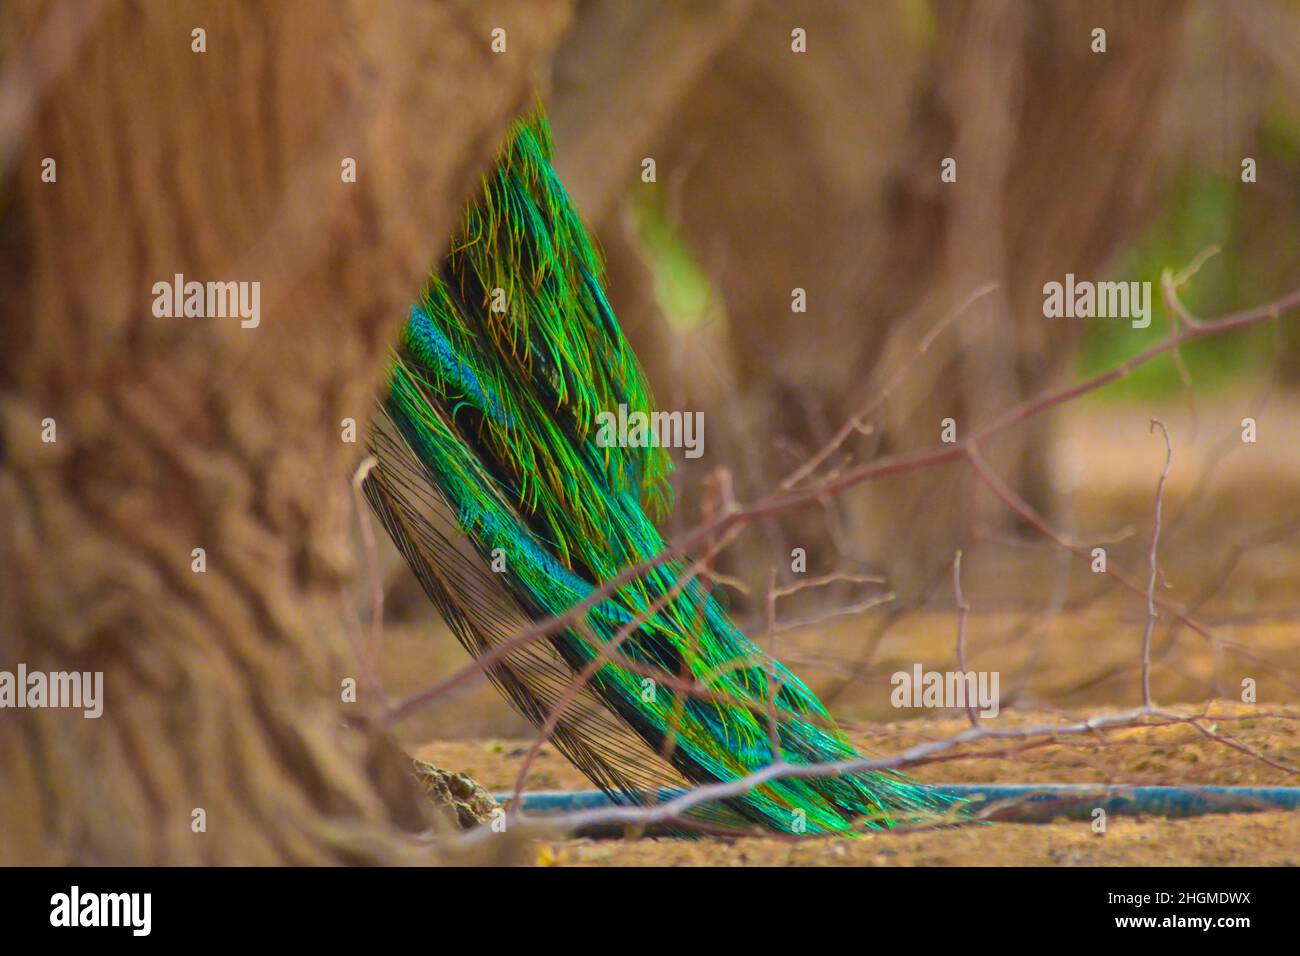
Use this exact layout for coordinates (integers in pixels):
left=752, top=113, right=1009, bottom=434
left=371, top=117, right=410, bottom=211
left=632, top=185, right=719, bottom=334
left=1077, top=170, right=1276, bottom=400
left=1083, top=93, right=1300, bottom=400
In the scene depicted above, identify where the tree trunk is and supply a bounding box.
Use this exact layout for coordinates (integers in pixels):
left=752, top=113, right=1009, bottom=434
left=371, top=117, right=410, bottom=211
left=645, top=0, right=1189, bottom=597
left=0, top=0, right=570, bottom=865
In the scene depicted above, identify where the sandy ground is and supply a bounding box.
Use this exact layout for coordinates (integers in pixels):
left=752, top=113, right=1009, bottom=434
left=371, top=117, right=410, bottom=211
left=413, top=706, right=1300, bottom=865
left=534, top=813, right=1300, bottom=867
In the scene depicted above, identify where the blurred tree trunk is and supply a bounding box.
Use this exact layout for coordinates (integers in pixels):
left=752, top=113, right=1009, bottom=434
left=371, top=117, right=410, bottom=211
left=855, top=0, right=1190, bottom=594
left=644, top=0, right=1189, bottom=598
left=549, top=0, right=756, bottom=223
left=0, top=0, right=570, bottom=864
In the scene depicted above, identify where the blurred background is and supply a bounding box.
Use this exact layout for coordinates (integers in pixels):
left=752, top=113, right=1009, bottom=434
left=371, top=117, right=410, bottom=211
left=4, top=0, right=1299, bottom=866
left=382, top=0, right=1300, bottom=746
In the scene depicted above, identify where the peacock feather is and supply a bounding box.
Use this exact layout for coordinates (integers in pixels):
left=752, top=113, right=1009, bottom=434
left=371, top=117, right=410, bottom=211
left=364, top=107, right=961, bottom=833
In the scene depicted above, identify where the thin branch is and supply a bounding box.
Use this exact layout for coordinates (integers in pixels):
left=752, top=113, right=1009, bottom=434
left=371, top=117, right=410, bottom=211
left=352, top=456, right=385, bottom=682
left=953, top=550, right=978, bottom=726
left=780, top=282, right=998, bottom=491
left=1142, top=421, right=1173, bottom=708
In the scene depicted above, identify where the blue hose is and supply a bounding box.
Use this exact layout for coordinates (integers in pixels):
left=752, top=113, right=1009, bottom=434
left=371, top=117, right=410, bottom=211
left=497, top=784, right=1300, bottom=823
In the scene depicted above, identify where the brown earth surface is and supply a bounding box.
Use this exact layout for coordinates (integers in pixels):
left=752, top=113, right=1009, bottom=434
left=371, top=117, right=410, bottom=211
left=412, top=705, right=1300, bottom=865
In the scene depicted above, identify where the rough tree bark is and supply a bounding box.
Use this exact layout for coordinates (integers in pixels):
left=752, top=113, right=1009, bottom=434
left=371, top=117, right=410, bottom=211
left=0, top=0, right=570, bottom=864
